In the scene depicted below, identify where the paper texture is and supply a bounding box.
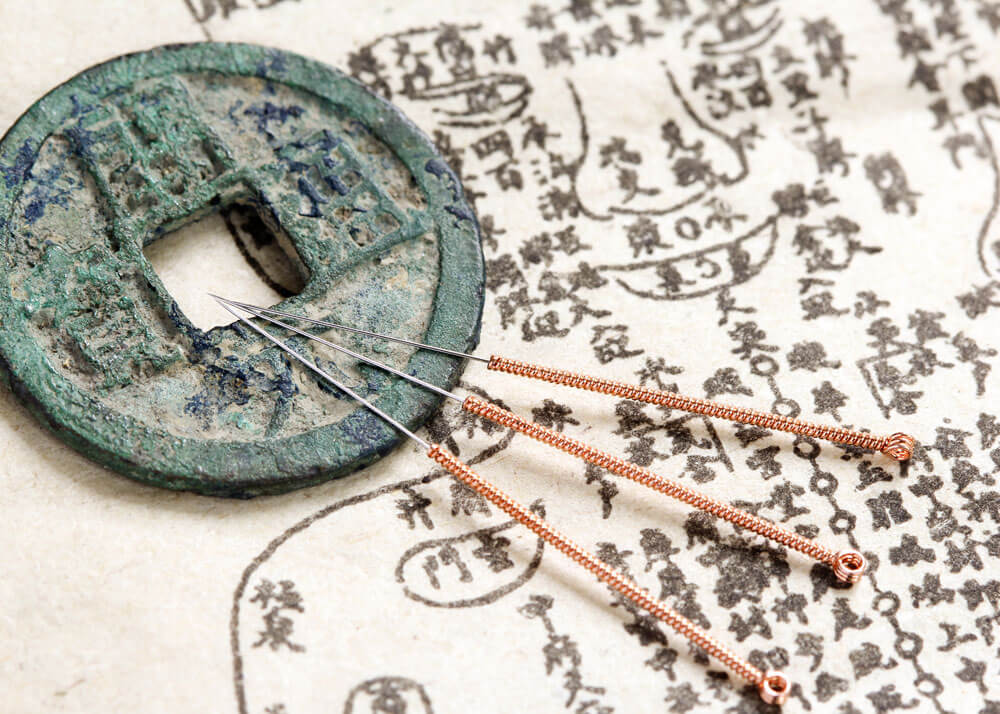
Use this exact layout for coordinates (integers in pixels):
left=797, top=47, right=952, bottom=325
left=2, top=1, right=999, bottom=712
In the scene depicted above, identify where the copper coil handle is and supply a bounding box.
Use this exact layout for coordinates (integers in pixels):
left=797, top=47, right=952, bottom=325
left=462, top=395, right=866, bottom=584
left=487, top=355, right=915, bottom=461
left=427, top=443, right=789, bottom=704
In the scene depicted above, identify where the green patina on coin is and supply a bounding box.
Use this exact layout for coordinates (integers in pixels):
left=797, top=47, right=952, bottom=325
left=0, top=43, right=484, bottom=496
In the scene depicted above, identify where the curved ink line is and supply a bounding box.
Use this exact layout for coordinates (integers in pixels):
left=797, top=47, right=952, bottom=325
left=564, top=79, right=614, bottom=223
left=421, top=74, right=532, bottom=126
left=577, top=65, right=751, bottom=220
left=344, top=677, right=435, bottom=714
left=663, top=67, right=750, bottom=187
left=596, top=215, right=776, bottom=273
left=976, top=115, right=1000, bottom=277
left=395, top=519, right=546, bottom=608
left=230, top=478, right=433, bottom=714
left=608, top=189, right=707, bottom=217
left=609, top=218, right=779, bottom=301
left=230, top=428, right=516, bottom=714
left=700, top=10, right=783, bottom=57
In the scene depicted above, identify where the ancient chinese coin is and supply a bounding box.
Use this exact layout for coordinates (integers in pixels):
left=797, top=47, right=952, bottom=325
left=0, top=42, right=484, bottom=496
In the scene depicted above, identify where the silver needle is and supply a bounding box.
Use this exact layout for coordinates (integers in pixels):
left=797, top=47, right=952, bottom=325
left=214, top=298, right=430, bottom=449
left=214, top=296, right=462, bottom=403
left=210, top=294, right=490, bottom=363
left=210, top=296, right=914, bottom=463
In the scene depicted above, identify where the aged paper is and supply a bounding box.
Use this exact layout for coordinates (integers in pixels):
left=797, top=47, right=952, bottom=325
left=2, top=1, right=999, bottom=712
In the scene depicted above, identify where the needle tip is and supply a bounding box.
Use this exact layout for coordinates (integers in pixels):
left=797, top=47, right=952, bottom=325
left=211, top=293, right=239, bottom=305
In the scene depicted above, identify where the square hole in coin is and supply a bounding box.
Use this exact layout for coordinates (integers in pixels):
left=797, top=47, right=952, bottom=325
left=144, top=202, right=309, bottom=330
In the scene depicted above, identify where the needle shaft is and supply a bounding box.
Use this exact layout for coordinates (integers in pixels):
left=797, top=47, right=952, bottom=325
left=215, top=295, right=489, bottom=362
left=215, top=300, right=429, bottom=449
left=220, top=296, right=865, bottom=584
left=211, top=296, right=790, bottom=704
left=215, top=297, right=461, bottom=403
left=215, top=298, right=915, bottom=462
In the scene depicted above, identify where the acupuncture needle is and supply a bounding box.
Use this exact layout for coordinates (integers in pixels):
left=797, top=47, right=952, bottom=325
left=215, top=295, right=867, bottom=586
left=214, top=299, right=792, bottom=705
left=215, top=297, right=916, bottom=462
